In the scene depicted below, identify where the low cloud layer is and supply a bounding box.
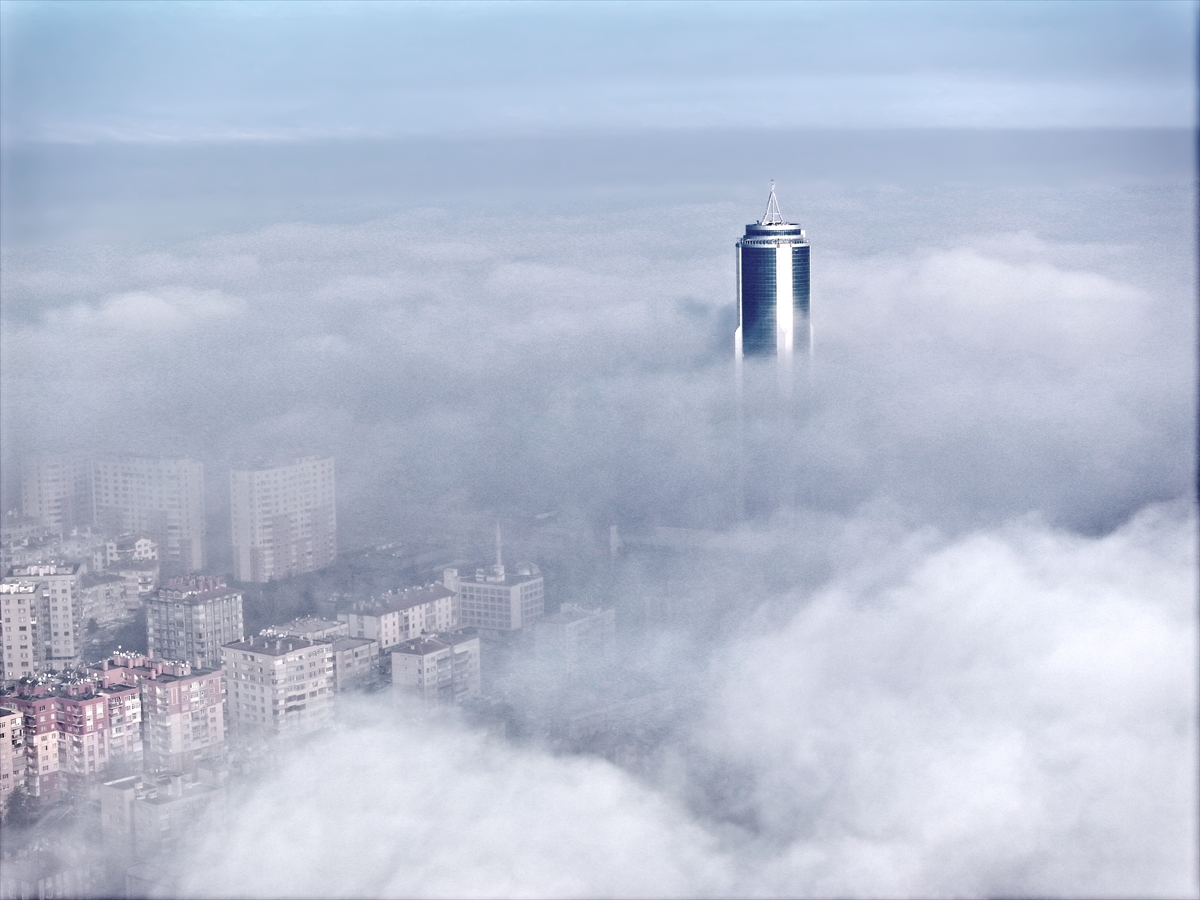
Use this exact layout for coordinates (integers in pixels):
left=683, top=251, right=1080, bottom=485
left=0, top=132, right=1193, bottom=896
left=167, top=500, right=1196, bottom=899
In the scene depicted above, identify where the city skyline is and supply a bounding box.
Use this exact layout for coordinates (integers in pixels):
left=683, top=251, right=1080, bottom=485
left=0, top=3, right=1194, bottom=899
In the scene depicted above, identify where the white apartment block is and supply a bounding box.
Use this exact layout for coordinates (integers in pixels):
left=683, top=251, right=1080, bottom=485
left=391, top=629, right=481, bottom=707
left=340, top=583, right=457, bottom=652
left=0, top=581, right=44, bottom=681
left=0, top=707, right=26, bottom=806
left=146, top=579, right=244, bottom=671
left=222, top=635, right=334, bottom=737
left=91, top=457, right=206, bottom=573
left=443, top=561, right=544, bottom=633
left=230, top=457, right=336, bottom=583
left=21, top=453, right=92, bottom=533
left=5, top=563, right=84, bottom=669
left=331, top=636, right=379, bottom=691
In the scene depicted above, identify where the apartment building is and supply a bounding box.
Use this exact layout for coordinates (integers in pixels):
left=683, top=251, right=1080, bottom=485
left=340, top=583, right=457, bottom=652
left=330, top=637, right=379, bottom=691
left=230, top=457, right=336, bottom=582
left=91, top=456, right=206, bottom=573
left=1, top=581, right=44, bottom=681
left=0, top=676, right=143, bottom=799
left=145, top=577, right=243, bottom=671
left=21, top=454, right=92, bottom=533
left=222, top=635, right=334, bottom=737
left=443, top=562, right=544, bottom=633
left=391, top=629, right=481, bottom=707
left=0, top=707, right=26, bottom=809
left=6, top=563, right=84, bottom=669
left=93, top=653, right=225, bottom=773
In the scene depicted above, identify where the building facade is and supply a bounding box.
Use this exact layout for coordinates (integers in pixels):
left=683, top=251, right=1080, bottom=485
left=1, top=581, right=45, bottom=680
left=20, top=454, right=92, bottom=533
left=330, top=637, right=379, bottom=692
left=80, top=573, right=129, bottom=628
left=93, top=654, right=225, bottom=773
left=222, top=635, right=334, bottom=737
left=101, top=770, right=226, bottom=863
left=0, top=707, right=26, bottom=810
left=230, top=457, right=337, bottom=583
left=0, top=676, right=143, bottom=799
left=145, top=577, right=244, bottom=671
left=6, top=563, right=85, bottom=669
left=735, top=184, right=811, bottom=359
left=391, top=629, right=481, bottom=707
left=444, top=563, right=544, bottom=633
left=340, top=583, right=457, bottom=651
left=91, top=456, right=206, bottom=573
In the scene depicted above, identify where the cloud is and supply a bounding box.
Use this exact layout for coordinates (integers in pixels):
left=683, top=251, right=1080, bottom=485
left=44, top=287, right=243, bottom=334
left=157, top=500, right=1196, bottom=898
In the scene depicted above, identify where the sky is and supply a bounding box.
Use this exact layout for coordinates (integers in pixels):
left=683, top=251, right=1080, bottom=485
left=0, top=2, right=1196, bottom=898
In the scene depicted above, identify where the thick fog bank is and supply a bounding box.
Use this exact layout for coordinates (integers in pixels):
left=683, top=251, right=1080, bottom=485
left=161, top=500, right=1196, bottom=899
left=1, top=173, right=1192, bottom=545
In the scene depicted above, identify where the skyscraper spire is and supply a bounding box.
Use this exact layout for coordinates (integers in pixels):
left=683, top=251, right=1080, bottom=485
left=760, top=180, right=785, bottom=226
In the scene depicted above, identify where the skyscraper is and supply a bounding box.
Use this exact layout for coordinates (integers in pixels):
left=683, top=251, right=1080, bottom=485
left=735, top=184, right=810, bottom=359
left=230, top=457, right=336, bottom=583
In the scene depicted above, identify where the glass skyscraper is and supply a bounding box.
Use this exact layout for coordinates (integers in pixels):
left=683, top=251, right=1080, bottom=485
left=735, top=185, right=810, bottom=358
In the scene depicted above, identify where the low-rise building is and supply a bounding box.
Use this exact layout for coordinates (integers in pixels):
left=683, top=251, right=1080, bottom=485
left=112, top=558, right=161, bottom=604
left=443, top=556, right=544, bottom=633
left=391, top=629, right=481, bottom=707
left=222, top=635, right=334, bottom=737
left=80, top=573, right=128, bottom=628
left=330, top=637, right=379, bottom=692
left=340, top=583, right=457, bottom=651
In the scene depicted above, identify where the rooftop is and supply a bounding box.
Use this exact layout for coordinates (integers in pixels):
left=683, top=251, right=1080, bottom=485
left=223, top=635, right=327, bottom=656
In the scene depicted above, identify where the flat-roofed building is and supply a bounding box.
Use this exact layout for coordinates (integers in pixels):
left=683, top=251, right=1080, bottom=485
left=112, top=558, right=160, bottom=602
left=0, top=707, right=26, bottom=808
left=93, top=654, right=225, bottom=773
left=101, top=770, right=226, bottom=863
left=0, top=581, right=45, bottom=680
left=146, top=577, right=243, bottom=671
left=80, top=573, right=128, bottom=628
left=230, top=457, right=336, bottom=583
left=6, top=563, right=84, bottom=669
left=330, top=636, right=379, bottom=692
left=391, top=629, right=480, bottom=707
left=443, top=562, right=544, bottom=634
left=21, top=453, right=92, bottom=533
left=0, top=675, right=143, bottom=799
left=91, top=456, right=206, bottom=574
left=222, top=635, right=334, bottom=737
left=340, top=583, right=456, bottom=651
left=275, top=616, right=348, bottom=641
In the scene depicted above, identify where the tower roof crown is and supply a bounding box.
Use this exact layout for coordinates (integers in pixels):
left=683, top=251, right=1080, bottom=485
left=760, top=181, right=785, bottom=225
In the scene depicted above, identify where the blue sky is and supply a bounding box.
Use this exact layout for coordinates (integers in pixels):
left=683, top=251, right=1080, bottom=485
left=1, top=0, right=1194, bottom=143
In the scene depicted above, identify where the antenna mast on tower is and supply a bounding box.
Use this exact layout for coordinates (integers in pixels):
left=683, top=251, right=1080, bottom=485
left=760, top=181, right=785, bottom=225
